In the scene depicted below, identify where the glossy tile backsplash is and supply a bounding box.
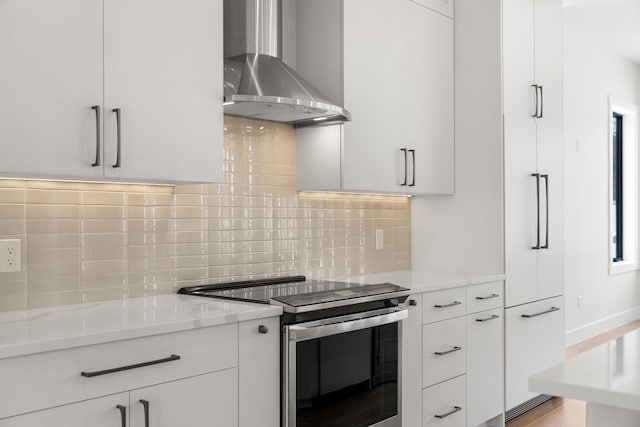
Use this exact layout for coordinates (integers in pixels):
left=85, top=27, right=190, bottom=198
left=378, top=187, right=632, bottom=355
left=0, top=116, right=411, bottom=311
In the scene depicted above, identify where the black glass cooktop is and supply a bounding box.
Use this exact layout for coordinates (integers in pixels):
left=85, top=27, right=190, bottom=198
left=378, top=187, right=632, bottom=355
left=178, top=276, right=409, bottom=313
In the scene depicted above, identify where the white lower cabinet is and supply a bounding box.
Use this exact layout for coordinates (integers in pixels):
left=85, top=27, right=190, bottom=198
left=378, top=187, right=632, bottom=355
left=466, top=308, right=504, bottom=427
left=0, top=393, right=129, bottom=427
left=239, top=317, right=280, bottom=427
left=423, top=375, right=467, bottom=427
left=505, top=296, right=564, bottom=410
left=402, top=283, right=505, bottom=427
left=0, top=316, right=281, bottom=427
left=129, top=370, right=237, bottom=427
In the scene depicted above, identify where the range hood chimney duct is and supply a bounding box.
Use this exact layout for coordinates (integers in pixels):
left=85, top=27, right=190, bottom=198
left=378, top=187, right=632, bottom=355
left=223, top=0, right=351, bottom=126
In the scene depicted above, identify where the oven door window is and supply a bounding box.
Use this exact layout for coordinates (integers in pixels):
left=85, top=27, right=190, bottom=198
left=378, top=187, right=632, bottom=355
left=295, top=323, right=399, bottom=427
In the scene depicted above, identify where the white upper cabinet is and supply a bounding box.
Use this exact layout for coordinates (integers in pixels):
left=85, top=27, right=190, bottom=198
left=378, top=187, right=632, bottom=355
left=504, top=0, right=564, bottom=307
left=0, top=0, right=104, bottom=180
left=103, top=0, right=223, bottom=183
left=296, top=0, right=454, bottom=195
left=0, top=0, right=223, bottom=184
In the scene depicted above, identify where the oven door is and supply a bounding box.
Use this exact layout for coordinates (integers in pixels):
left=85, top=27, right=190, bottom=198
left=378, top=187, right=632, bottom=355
left=282, top=306, right=407, bottom=427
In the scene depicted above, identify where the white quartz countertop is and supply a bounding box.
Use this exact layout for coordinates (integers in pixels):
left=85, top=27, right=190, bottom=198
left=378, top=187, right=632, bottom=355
left=529, top=329, right=640, bottom=411
left=0, top=294, right=282, bottom=360
left=336, top=270, right=505, bottom=294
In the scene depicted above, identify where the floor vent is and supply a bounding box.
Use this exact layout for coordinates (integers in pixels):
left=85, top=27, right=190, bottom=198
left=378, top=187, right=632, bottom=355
left=505, top=394, right=553, bottom=422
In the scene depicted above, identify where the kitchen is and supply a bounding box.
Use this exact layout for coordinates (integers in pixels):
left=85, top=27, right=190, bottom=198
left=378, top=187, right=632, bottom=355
left=0, top=0, right=639, bottom=426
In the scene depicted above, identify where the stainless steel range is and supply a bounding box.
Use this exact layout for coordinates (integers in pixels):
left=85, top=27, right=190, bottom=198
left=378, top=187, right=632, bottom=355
left=179, top=276, right=410, bottom=427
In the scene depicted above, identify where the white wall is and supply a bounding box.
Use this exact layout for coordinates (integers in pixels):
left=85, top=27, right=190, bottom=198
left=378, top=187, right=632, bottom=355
left=411, top=0, right=503, bottom=274
left=563, top=14, right=640, bottom=343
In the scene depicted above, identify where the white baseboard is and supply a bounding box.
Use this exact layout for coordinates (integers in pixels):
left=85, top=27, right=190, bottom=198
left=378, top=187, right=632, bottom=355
left=565, top=307, right=640, bottom=346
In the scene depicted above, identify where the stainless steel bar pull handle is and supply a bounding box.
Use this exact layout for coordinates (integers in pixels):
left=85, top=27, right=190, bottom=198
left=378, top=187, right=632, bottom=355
left=522, top=306, right=560, bottom=318
left=91, top=105, right=101, bottom=167
left=112, top=108, right=122, bottom=168
left=434, top=301, right=462, bottom=308
left=476, top=314, right=500, bottom=322
left=409, top=149, right=416, bottom=187
left=139, top=400, right=150, bottom=427
left=531, top=84, right=539, bottom=118
left=116, top=405, right=126, bottom=427
left=475, top=293, right=500, bottom=300
left=435, top=406, right=462, bottom=419
left=532, top=173, right=541, bottom=249
left=400, top=148, right=408, bottom=186
left=81, top=354, right=180, bottom=377
left=541, top=174, right=549, bottom=249
left=434, top=346, right=462, bottom=356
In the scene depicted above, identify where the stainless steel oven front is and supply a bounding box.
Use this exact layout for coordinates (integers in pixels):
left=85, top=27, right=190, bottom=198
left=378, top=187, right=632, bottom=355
left=282, top=306, right=407, bottom=427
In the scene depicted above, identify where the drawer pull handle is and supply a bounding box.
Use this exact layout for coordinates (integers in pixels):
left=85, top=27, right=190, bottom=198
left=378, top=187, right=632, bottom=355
left=116, top=405, right=126, bottom=427
left=521, top=306, right=560, bottom=318
left=139, top=399, right=150, bottom=427
left=434, top=346, right=462, bottom=356
left=258, top=325, right=269, bottom=334
left=475, top=293, right=500, bottom=300
left=476, top=314, right=500, bottom=322
left=409, top=299, right=418, bottom=306
left=434, top=301, right=462, bottom=308
left=435, top=406, right=462, bottom=419
left=81, top=354, right=181, bottom=377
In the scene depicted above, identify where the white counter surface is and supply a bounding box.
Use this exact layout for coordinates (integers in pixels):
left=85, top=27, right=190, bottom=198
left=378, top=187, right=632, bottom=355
left=337, top=270, right=505, bottom=294
left=529, top=329, right=640, bottom=411
left=0, top=294, right=282, bottom=360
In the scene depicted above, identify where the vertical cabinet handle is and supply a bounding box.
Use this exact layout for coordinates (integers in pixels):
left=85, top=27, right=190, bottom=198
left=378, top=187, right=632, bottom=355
left=531, top=84, right=539, bottom=118
left=139, top=400, right=150, bottom=427
left=541, top=174, right=549, bottom=249
left=112, top=108, right=122, bottom=168
left=532, top=173, right=541, bottom=250
left=116, top=405, right=126, bottom=427
left=400, top=148, right=408, bottom=186
left=91, top=105, right=101, bottom=167
left=409, top=149, right=416, bottom=187
left=537, top=85, right=544, bottom=118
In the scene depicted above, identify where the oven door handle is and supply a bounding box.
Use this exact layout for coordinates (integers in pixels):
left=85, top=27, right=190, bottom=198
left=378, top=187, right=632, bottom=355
left=287, top=307, right=408, bottom=342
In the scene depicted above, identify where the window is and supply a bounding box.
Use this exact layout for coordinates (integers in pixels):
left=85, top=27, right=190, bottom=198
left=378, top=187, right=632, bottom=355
left=609, top=97, right=638, bottom=274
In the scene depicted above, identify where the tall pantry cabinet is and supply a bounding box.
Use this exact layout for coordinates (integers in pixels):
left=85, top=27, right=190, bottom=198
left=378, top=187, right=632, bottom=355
left=503, top=0, right=564, bottom=419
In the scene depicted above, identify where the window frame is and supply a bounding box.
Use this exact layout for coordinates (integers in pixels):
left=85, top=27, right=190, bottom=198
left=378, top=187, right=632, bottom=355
left=608, top=96, right=638, bottom=275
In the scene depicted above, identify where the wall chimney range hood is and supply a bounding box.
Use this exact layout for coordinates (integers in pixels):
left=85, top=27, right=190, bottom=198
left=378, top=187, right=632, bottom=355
left=223, top=0, right=351, bottom=127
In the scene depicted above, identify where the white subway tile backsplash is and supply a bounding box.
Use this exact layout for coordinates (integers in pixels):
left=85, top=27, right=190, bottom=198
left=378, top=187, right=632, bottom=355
left=0, top=117, right=411, bottom=311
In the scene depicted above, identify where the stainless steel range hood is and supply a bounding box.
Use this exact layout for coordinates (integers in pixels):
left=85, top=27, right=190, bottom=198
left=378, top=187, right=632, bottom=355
left=223, top=0, right=351, bottom=127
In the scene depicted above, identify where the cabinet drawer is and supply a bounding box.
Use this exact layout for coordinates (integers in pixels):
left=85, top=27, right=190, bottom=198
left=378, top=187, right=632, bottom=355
left=423, top=316, right=466, bottom=387
left=0, top=324, right=238, bottom=419
left=466, top=281, right=504, bottom=314
left=423, top=288, right=466, bottom=324
left=505, top=296, right=564, bottom=410
left=423, top=375, right=466, bottom=427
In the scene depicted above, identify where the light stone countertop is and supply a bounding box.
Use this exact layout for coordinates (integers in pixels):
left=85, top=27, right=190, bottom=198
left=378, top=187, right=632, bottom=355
left=529, top=328, right=640, bottom=412
left=335, top=270, right=505, bottom=294
left=0, top=294, right=282, bottom=360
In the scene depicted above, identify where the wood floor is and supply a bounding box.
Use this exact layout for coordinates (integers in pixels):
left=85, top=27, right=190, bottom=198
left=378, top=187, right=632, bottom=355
left=505, top=320, right=640, bottom=427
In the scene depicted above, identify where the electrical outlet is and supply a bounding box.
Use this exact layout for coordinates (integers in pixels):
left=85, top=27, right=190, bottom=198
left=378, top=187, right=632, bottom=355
left=0, top=239, right=21, bottom=273
left=375, top=230, right=384, bottom=250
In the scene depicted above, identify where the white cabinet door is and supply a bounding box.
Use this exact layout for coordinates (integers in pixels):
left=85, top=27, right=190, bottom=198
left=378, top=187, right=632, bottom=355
left=0, top=393, right=129, bottom=427
left=129, top=369, right=238, bottom=427
left=422, top=316, right=466, bottom=388
left=535, top=0, right=564, bottom=301
left=0, top=0, right=104, bottom=179
left=239, top=317, right=280, bottom=427
left=405, top=2, right=454, bottom=195
left=401, top=295, right=423, bottom=427
left=103, top=0, right=223, bottom=183
left=466, top=308, right=503, bottom=427
left=505, top=296, right=564, bottom=411
left=503, top=0, right=538, bottom=308
left=342, top=0, right=405, bottom=193
left=410, top=0, right=454, bottom=18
